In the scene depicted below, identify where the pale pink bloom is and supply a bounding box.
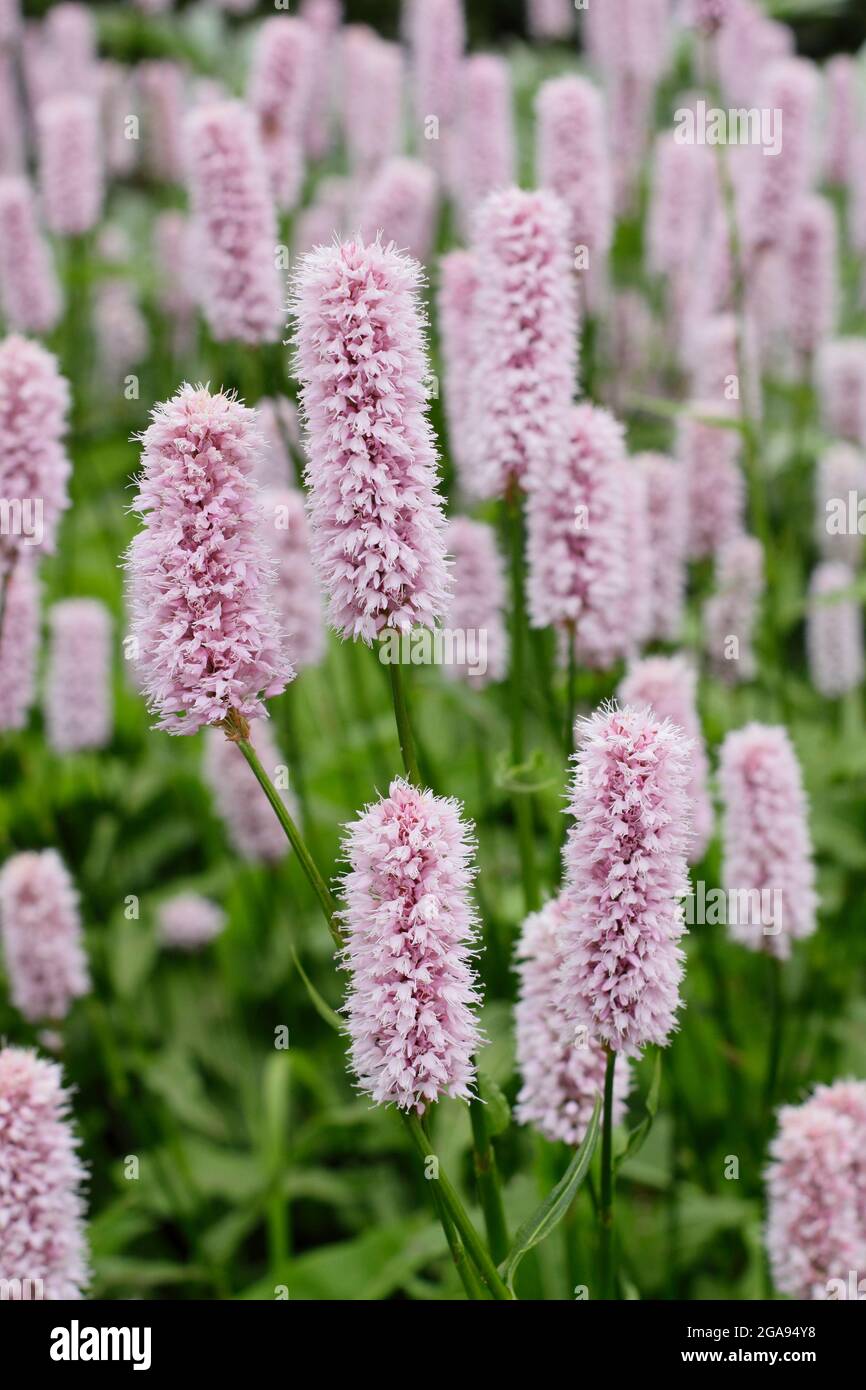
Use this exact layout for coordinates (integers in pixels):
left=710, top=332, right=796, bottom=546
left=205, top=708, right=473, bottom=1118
left=341, top=29, right=404, bottom=177
left=443, top=516, right=508, bottom=688
left=815, top=443, right=866, bottom=568
left=0, top=555, right=38, bottom=732
left=184, top=100, right=284, bottom=345
left=559, top=703, right=692, bottom=1056
left=37, top=94, right=103, bottom=236
left=823, top=55, right=857, bottom=187
left=455, top=55, right=515, bottom=232
left=717, top=1, right=793, bottom=108
left=293, top=175, right=349, bottom=258
left=340, top=778, right=483, bottom=1112
left=255, top=398, right=296, bottom=491
left=766, top=1080, right=866, bottom=1300
left=583, top=0, right=669, bottom=82
left=785, top=195, right=837, bottom=367
left=138, top=61, right=186, bottom=184
left=719, top=723, right=816, bottom=958
left=94, top=281, right=149, bottom=382
left=0, top=334, right=71, bottom=558
left=469, top=187, right=578, bottom=498
left=686, top=0, right=735, bottom=32
left=358, top=158, right=438, bottom=263
left=817, top=338, right=866, bottom=444
left=689, top=314, right=761, bottom=422
left=126, top=385, right=293, bottom=734
left=0, top=0, right=20, bottom=45
left=704, top=534, right=764, bottom=683
left=409, top=0, right=465, bottom=178
left=153, top=210, right=196, bottom=352
left=526, top=0, right=574, bottom=41
left=515, top=894, right=630, bottom=1147
left=807, top=562, right=863, bottom=699
left=635, top=452, right=688, bottom=644
left=260, top=488, right=326, bottom=670
left=99, top=61, right=139, bottom=179
left=158, top=893, right=225, bottom=952
left=536, top=75, right=612, bottom=277
left=300, top=0, right=342, bottom=160
left=43, top=3, right=97, bottom=94
left=619, top=655, right=714, bottom=862
left=679, top=411, right=744, bottom=560
left=289, top=237, right=450, bottom=643
left=605, top=289, right=658, bottom=409
left=0, top=53, right=25, bottom=176
left=527, top=404, right=630, bottom=670
left=0, top=1046, right=89, bottom=1299
left=622, top=460, right=652, bottom=651
left=0, top=850, right=90, bottom=1022
left=204, top=722, right=298, bottom=863
left=0, top=176, right=61, bottom=334
left=607, top=71, right=656, bottom=216
left=437, top=250, right=479, bottom=491
left=646, top=129, right=716, bottom=277
left=44, top=599, right=113, bottom=754
left=745, top=58, right=819, bottom=253
left=248, top=17, right=313, bottom=212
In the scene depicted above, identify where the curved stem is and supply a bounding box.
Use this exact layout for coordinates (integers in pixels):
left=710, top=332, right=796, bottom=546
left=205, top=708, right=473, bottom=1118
left=386, top=656, right=422, bottom=787
left=469, top=1091, right=509, bottom=1265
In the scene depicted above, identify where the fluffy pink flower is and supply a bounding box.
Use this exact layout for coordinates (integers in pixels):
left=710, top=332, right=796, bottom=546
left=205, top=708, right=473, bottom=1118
left=300, top=0, right=342, bottom=160
left=558, top=703, right=693, bottom=1056
left=340, top=778, right=483, bottom=1112
left=766, top=1080, right=866, bottom=1300
left=0, top=555, right=39, bottom=732
left=823, top=55, right=857, bottom=188
left=0, top=1046, right=89, bottom=1299
left=184, top=100, right=284, bottom=345
left=619, top=656, right=714, bottom=862
left=0, top=849, right=90, bottom=1022
left=785, top=195, right=837, bottom=366
left=807, top=561, right=863, bottom=699
left=535, top=75, right=612, bottom=278
left=44, top=599, right=113, bottom=754
left=815, top=443, right=866, bottom=567
left=36, top=94, right=103, bottom=236
left=526, top=0, right=574, bottom=40
left=636, top=452, right=688, bottom=644
left=248, top=17, right=313, bottom=212
left=409, top=0, right=465, bottom=176
left=745, top=59, right=819, bottom=252
left=437, top=250, right=479, bottom=490
left=455, top=55, right=515, bottom=232
left=469, top=187, right=578, bottom=497
left=0, top=335, right=71, bottom=558
left=717, top=1, right=793, bottom=108
left=341, top=29, right=404, bottom=177
left=443, top=516, right=508, bottom=688
left=204, top=723, right=298, bottom=863
left=158, top=893, right=226, bottom=952
left=0, top=177, right=61, bottom=335
left=679, top=410, right=744, bottom=560
left=289, top=237, right=451, bottom=643
left=126, top=385, right=293, bottom=734
left=94, top=281, right=149, bottom=382
left=704, top=534, right=764, bottom=683
left=138, top=61, right=186, bottom=185
left=515, top=893, right=630, bottom=1146
left=527, top=404, right=630, bottom=670
left=719, top=723, right=816, bottom=958
left=260, top=489, right=326, bottom=670
left=818, top=338, right=866, bottom=444
left=358, top=158, right=438, bottom=263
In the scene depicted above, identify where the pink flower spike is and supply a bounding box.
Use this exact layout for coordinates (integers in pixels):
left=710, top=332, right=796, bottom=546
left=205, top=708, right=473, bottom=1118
left=535, top=75, right=612, bottom=285
left=0, top=1046, right=89, bottom=1299
left=409, top=0, right=465, bottom=178
left=44, top=599, right=113, bottom=754
left=635, top=452, right=688, bottom=644
left=125, top=384, right=294, bottom=735
left=247, top=16, right=314, bottom=213
left=527, top=0, right=574, bottom=41
left=558, top=702, right=693, bottom=1056
left=679, top=409, right=745, bottom=560
left=0, top=849, right=90, bottom=1023
left=443, top=516, right=508, bottom=689
left=340, top=778, right=483, bottom=1113
left=0, top=555, right=39, bottom=732
left=704, top=534, right=764, bottom=683
left=341, top=29, right=404, bottom=178
left=358, top=158, right=439, bottom=264
left=455, top=55, right=515, bottom=232
left=260, top=488, right=326, bottom=671
left=437, top=250, right=479, bottom=492
left=817, top=338, right=866, bottom=444
left=36, top=94, right=103, bottom=237
left=823, top=55, right=857, bottom=188
left=785, top=195, right=837, bottom=367
left=204, top=723, right=298, bottom=863
left=0, top=334, right=71, bottom=559
left=0, top=177, right=61, bottom=335
left=815, top=443, right=866, bottom=567
left=289, top=237, right=450, bottom=644
left=807, top=561, right=864, bottom=699
left=158, top=893, right=226, bottom=952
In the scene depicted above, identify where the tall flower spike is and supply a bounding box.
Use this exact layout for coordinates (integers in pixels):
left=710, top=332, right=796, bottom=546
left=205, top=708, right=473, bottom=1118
left=704, top=534, right=764, bottom=683
left=409, top=0, right=465, bottom=178
left=823, top=55, right=857, bottom=188
left=785, top=195, right=837, bottom=369
left=340, top=778, right=483, bottom=1112
left=125, top=384, right=293, bottom=734
left=289, top=237, right=451, bottom=643
left=535, top=75, right=612, bottom=295
left=526, top=403, right=631, bottom=671
left=766, top=1080, right=866, bottom=1300
left=0, top=1046, right=89, bottom=1299
left=679, top=410, right=745, bottom=560
left=358, top=158, right=439, bottom=264
left=515, top=894, right=630, bottom=1147
left=437, top=250, right=479, bottom=490
left=0, top=556, right=39, bottom=732
left=0, top=177, right=61, bottom=335
left=443, top=516, right=508, bottom=689
left=635, top=452, right=688, bottom=644
left=204, top=723, right=298, bottom=863
left=0, top=335, right=71, bottom=559
left=815, top=443, right=866, bottom=568
left=255, top=398, right=295, bottom=491
left=817, top=339, right=866, bottom=444
left=260, top=488, right=326, bottom=671
left=138, top=60, right=185, bottom=185
left=301, top=0, right=342, bottom=160
left=158, top=893, right=226, bottom=952
left=526, top=0, right=574, bottom=41
left=0, top=849, right=90, bottom=1023
left=622, top=459, right=652, bottom=651
left=36, top=94, right=103, bottom=236
left=558, top=703, right=693, bottom=1056
left=44, top=599, right=113, bottom=754
left=807, top=562, right=864, bottom=699
left=184, top=101, right=284, bottom=345
left=247, top=16, right=313, bottom=212
left=469, top=187, right=578, bottom=498
left=341, top=30, right=404, bottom=178
left=719, top=723, right=817, bottom=959
left=618, top=656, right=714, bottom=863
left=455, top=55, right=515, bottom=233
left=746, top=58, right=819, bottom=253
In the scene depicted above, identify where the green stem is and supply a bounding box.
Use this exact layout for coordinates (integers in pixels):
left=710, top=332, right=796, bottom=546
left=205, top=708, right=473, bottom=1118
left=428, top=1177, right=486, bottom=1300
left=763, top=955, right=785, bottom=1117
left=404, top=1112, right=514, bottom=1300
left=386, top=655, right=422, bottom=787
left=599, top=1048, right=617, bottom=1300
left=469, top=1092, right=509, bottom=1265
left=564, top=620, right=577, bottom=758
left=505, top=488, right=539, bottom=913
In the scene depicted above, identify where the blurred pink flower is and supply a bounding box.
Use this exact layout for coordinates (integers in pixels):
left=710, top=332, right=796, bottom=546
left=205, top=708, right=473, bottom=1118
left=535, top=75, right=612, bottom=286
left=679, top=411, right=745, bottom=560
left=248, top=16, right=313, bottom=212
left=158, top=893, right=226, bottom=952
left=443, top=516, right=508, bottom=688
left=0, top=334, right=71, bottom=558
left=0, top=849, right=90, bottom=1023
left=37, top=94, right=103, bottom=236
left=0, top=555, right=39, bottom=732
left=456, top=55, right=515, bottom=232
left=636, top=452, right=688, bottom=644
left=807, top=561, right=863, bottom=699
left=358, top=158, right=438, bottom=263
left=0, top=177, right=61, bottom=334
left=704, top=533, right=764, bottom=683
left=260, top=488, right=326, bottom=671
left=44, top=599, right=113, bottom=754
left=437, top=249, right=479, bottom=491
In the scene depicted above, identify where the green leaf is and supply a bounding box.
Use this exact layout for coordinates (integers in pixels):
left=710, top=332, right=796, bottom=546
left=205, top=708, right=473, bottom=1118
left=291, top=944, right=344, bottom=1033
left=500, top=1095, right=601, bottom=1292
left=477, top=1071, right=511, bottom=1135
left=618, top=1049, right=662, bottom=1168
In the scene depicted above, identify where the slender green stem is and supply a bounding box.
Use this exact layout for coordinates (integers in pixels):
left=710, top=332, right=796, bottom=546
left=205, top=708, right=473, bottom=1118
left=404, top=1112, right=514, bottom=1300
left=763, top=955, right=785, bottom=1117
left=386, top=656, right=422, bottom=787
left=564, top=620, right=577, bottom=758
left=469, top=1092, right=509, bottom=1265
left=504, top=488, right=539, bottom=913
left=599, top=1048, right=617, bottom=1300
left=428, top=1176, right=486, bottom=1299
